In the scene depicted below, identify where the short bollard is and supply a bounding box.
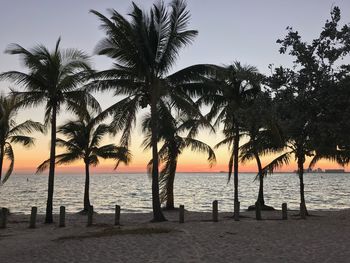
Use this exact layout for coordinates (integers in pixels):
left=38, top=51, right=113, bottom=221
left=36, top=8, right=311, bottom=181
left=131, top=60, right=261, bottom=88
left=59, top=206, right=65, bottom=227
left=255, top=202, right=262, bottom=220
left=0, top=208, right=8, bottom=229
left=87, top=206, right=93, bottom=226
left=212, top=200, right=218, bottom=222
left=179, top=205, right=184, bottom=223
left=234, top=201, right=240, bottom=221
left=300, top=203, right=306, bottom=219
left=115, top=205, right=121, bottom=226
left=282, top=203, right=288, bottom=220
left=29, top=207, right=37, bottom=229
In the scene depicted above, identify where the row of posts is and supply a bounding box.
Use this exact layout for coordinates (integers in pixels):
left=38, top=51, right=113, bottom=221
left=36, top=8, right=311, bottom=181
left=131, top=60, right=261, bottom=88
left=0, top=205, right=120, bottom=229
left=179, top=201, right=296, bottom=223
left=0, top=202, right=306, bottom=229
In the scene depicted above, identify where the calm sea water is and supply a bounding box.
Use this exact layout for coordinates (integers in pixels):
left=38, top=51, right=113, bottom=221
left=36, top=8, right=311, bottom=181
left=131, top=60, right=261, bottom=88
left=0, top=173, right=349, bottom=214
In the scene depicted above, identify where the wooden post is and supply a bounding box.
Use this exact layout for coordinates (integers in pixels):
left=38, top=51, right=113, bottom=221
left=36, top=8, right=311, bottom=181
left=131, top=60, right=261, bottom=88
left=282, top=203, right=288, bottom=220
left=59, top=206, right=65, bottom=227
left=87, top=205, right=93, bottom=226
left=115, top=205, right=121, bottom=226
left=0, top=208, right=8, bottom=229
left=300, top=203, right=306, bottom=219
left=179, top=205, right=184, bottom=223
left=234, top=201, right=240, bottom=221
left=212, top=200, right=218, bottom=222
left=29, top=207, right=37, bottom=229
left=255, top=202, right=262, bottom=220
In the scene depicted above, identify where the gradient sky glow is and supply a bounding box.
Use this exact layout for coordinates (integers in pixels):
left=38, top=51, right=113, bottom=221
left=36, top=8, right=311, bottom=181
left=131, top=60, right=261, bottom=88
left=1, top=0, right=350, bottom=174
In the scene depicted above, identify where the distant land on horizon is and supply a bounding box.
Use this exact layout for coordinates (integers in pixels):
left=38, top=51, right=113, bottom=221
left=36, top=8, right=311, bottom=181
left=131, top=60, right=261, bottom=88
left=11, top=169, right=349, bottom=175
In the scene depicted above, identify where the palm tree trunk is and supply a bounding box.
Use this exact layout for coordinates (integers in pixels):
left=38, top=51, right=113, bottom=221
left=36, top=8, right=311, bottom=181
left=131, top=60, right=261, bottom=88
left=0, top=143, right=4, bottom=182
left=45, top=104, right=57, bottom=223
left=297, top=154, right=308, bottom=215
left=233, top=122, right=240, bottom=217
left=83, top=160, right=91, bottom=212
left=165, top=170, right=176, bottom=210
left=255, top=153, right=265, bottom=206
left=165, top=157, right=177, bottom=210
left=150, top=94, right=166, bottom=222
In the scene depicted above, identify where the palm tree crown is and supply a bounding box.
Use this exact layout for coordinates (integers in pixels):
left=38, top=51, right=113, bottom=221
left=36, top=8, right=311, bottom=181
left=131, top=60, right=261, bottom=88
left=37, top=111, right=131, bottom=211
left=0, top=38, right=100, bottom=118
left=0, top=95, right=44, bottom=184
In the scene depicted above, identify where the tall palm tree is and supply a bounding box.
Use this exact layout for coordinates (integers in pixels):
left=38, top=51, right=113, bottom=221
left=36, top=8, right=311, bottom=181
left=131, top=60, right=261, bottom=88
left=36, top=111, right=131, bottom=212
left=0, top=38, right=100, bottom=223
left=200, top=62, right=262, bottom=217
left=142, top=103, right=216, bottom=210
left=0, top=95, right=44, bottom=184
left=90, top=0, right=199, bottom=221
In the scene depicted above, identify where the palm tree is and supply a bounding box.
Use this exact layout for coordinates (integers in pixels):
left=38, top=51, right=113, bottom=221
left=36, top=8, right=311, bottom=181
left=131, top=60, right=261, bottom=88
left=238, top=91, right=283, bottom=210
left=142, top=104, right=216, bottom=210
left=0, top=95, right=44, bottom=184
left=90, top=0, right=199, bottom=221
left=200, top=62, right=262, bottom=217
left=258, top=85, right=315, bottom=215
left=0, top=38, right=100, bottom=223
left=36, top=111, right=131, bottom=212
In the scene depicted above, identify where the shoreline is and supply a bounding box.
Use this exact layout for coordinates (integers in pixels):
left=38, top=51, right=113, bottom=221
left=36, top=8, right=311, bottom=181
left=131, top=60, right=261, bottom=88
left=1, top=209, right=350, bottom=262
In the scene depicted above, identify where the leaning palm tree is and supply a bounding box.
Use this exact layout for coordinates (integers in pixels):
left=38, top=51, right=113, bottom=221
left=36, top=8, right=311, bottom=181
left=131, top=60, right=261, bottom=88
left=0, top=38, right=100, bottom=223
left=201, top=62, right=262, bottom=217
left=0, top=95, right=44, bottom=184
left=90, top=0, right=199, bottom=221
left=142, top=103, right=216, bottom=210
left=36, top=111, right=131, bottom=212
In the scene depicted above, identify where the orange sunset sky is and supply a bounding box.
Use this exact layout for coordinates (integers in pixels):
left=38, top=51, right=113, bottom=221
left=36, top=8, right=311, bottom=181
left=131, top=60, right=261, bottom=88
left=6, top=112, right=345, bottom=175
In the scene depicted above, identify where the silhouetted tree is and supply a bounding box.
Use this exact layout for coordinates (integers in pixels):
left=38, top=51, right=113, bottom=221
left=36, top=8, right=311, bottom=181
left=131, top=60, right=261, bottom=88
left=0, top=38, right=100, bottom=223
left=270, top=6, right=350, bottom=214
left=37, top=111, right=131, bottom=212
left=199, top=62, right=262, bottom=217
left=142, top=103, right=216, bottom=210
left=90, top=0, right=199, bottom=221
left=239, top=91, right=283, bottom=210
left=0, top=95, right=44, bottom=184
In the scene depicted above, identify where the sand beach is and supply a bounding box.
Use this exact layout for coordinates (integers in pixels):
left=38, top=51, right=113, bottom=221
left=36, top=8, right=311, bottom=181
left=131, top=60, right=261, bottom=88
left=1, top=209, right=350, bottom=263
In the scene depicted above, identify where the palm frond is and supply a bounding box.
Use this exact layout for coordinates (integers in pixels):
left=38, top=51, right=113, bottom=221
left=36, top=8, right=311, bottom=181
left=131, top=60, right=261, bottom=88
left=8, top=135, right=35, bottom=147
left=259, top=151, right=292, bottom=178
left=36, top=153, right=81, bottom=174
left=183, top=137, right=216, bottom=167
left=9, top=120, right=46, bottom=136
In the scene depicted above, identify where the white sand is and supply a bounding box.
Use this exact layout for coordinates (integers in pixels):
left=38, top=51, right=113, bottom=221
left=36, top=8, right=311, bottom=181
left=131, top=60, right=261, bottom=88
left=1, top=209, right=350, bottom=262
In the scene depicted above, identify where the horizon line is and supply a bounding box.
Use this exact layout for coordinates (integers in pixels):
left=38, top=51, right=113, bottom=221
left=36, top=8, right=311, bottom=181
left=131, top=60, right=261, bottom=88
left=12, top=170, right=349, bottom=175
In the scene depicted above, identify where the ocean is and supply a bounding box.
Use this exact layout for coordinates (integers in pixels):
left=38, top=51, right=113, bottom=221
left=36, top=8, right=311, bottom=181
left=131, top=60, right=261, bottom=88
left=0, top=173, right=349, bottom=214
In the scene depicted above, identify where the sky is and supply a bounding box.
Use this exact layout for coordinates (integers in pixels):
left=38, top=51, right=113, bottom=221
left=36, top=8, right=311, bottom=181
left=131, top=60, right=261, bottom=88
left=0, top=0, right=349, bottom=174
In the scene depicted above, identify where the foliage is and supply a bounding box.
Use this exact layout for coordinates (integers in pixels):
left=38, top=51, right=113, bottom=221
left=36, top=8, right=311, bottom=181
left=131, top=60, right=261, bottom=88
left=90, top=0, right=200, bottom=220
left=142, top=103, right=215, bottom=207
left=0, top=95, right=44, bottom=184
left=36, top=110, right=131, bottom=173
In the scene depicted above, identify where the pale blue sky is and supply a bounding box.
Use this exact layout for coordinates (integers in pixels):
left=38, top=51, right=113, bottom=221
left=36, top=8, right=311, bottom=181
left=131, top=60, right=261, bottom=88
left=1, top=0, right=350, bottom=111
left=1, top=1, right=349, bottom=82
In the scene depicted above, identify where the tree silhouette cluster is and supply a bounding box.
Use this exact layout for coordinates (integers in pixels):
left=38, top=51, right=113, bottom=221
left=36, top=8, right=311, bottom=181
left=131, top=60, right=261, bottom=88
left=0, top=2, right=349, bottom=222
